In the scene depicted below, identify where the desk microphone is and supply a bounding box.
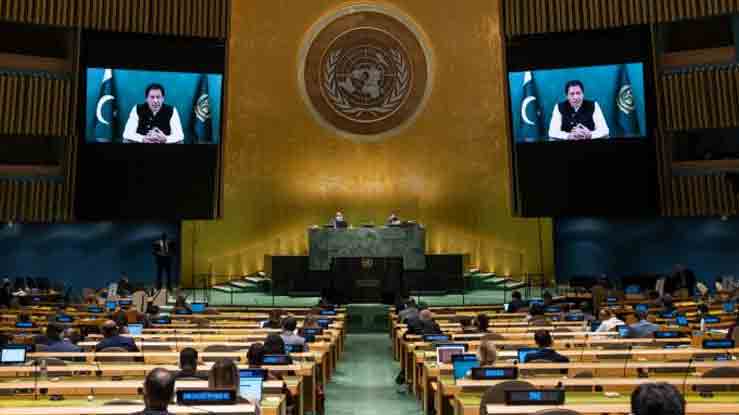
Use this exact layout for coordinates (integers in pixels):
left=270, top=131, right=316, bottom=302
left=579, top=334, right=589, bottom=362
left=622, top=344, right=633, bottom=378
left=682, top=358, right=694, bottom=396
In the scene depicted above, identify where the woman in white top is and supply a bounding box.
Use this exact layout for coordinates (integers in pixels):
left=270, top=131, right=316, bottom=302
left=595, top=309, right=624, bottom=332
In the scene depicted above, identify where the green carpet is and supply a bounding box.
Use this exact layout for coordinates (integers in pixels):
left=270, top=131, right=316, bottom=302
left=324, top=334, right=422, bottom=415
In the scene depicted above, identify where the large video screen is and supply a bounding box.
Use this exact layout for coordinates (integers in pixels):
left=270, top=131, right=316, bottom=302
left=509, top=63, right=647, bottom=143
left=85, top=68, right=222, bottom=144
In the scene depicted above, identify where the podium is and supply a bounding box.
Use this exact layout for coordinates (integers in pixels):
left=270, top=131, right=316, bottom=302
left=308, top=225, right=426, bottom=271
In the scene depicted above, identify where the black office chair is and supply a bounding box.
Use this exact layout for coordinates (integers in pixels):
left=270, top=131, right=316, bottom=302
left=479, top=380, right=535, bottom=415
left=533, top=410, right=583, bottom=415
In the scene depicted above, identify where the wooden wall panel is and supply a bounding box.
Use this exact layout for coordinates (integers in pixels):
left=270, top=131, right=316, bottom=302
left=1, top=0, right=228, bottom=38
left=662, top=65, right=739, bottom=131
left=0, top=73, right=72, bottom=137
left=504, top=0, right=739, bottom=36
left=0, top=179, right=67, bottom=222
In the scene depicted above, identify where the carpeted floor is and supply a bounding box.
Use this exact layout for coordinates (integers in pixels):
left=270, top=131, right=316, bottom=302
left=323, top=333, right=422, bottom=415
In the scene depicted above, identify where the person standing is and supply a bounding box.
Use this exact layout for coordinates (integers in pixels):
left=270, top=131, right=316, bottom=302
left=153, top=233, right=175, bottom=290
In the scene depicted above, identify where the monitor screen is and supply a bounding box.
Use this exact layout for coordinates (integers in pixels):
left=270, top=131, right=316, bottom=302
left=423, top=334, right=450, bottom=343
left=85, top=68, right=223, bottom=145
left=262, top=354, right=291, bottom=365
left=703, top=316, right=721, bottom=324
left=319, top=309, right=337, bottom=315
left=118, top=299, right=132, bottom=306
left=617, top=325, right=630, bottom=338
left=106, top=301, right=117, bottom=311
left=436, top=346, right=466, bottom=364
left=606, top=296, right=619, bottom=303
left=285, top=344, right=304, bottom=354
left=190, top=303, right=206, bottom=313
left=724, top=302, right=736, bottom=313
left=654, top=331, right=683, bottom=339
left=56, top=315, right=73, bottom=323
left=505, top=389, right=565, bottom=405
left=676, top=316, right=688, bottom=327
left=509, top=63, right=647, bottom=143
left=152, top=317, right=171, bottom=325
left=451, top=354, right=480, bottom=380
left=88, top=306, right=103, bottom=313
left=1, top=346, right=26, bottom=364
left=176, top=389, right=236, bottom=405
left=517, top=347, right=539, bottom=364
left=127, top=323, right=143, bottom=336
left=703, top=339, right=735, bottom=349
left=176, top=308, right=192, bottom=315
left=317, top=319, right=331, bottom=328
left=659, top=311, right=676, bottom=319
left=528, top=299, right=544, bottom=307
left=301, top=328, right=323, bottom=337
left=15, top=322, right=33, bottom=328
left=544, top=306, right=561, bottom=313
left=238, top=370, right=264, bottom=403
left=565, top=314, right=585, bottom=321
left=634, top=304, right=649, bottom=313
left=470, top=367, right=518, bottom=380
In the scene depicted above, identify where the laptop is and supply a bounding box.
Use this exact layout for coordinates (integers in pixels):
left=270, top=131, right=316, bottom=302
left=317, top=318, right=331, bottom=328
left=190, top=303, right=206, bottom=313
left=676, top=315, right=688, bottom=326
left=1, top=345, right=27, bottom=365
left=105, top=300, right=117, bottom=311
left=128, top=323, right=143, bottom=336
left=451, top=354, right=480, bottom=380
left=239, top=369, right=265, bottom=403
left=517, top=347, right=539, bottom=363
left=436, top=345, right=466, bottom=364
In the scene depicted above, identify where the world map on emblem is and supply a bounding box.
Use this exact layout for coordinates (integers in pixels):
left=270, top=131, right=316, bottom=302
left=300, top=7, right=432, bottom=140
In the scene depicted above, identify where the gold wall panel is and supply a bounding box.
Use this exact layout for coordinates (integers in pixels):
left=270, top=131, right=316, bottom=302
left=504, top=0, right=739, bottom=37
left=0, top=178, right=68, bottom=222
left=181, top=0, right=554, bottom=286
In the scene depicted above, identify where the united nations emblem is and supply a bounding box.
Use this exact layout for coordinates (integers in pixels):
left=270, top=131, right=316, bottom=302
left=299, top=5, right=433, bottom=141
left=617, top=85, right=634, bottom=115
left=195, top=94, right=210, bottom=122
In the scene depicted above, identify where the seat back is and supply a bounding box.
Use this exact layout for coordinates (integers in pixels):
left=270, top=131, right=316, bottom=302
left=96, top=347, right=137, bottom=363
left=479, top=380, right=535, bottom=415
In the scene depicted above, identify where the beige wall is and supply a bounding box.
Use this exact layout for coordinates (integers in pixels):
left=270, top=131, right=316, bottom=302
left=181, top=0, right=554, bottom=286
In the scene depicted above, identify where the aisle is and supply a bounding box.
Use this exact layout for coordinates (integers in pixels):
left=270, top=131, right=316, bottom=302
left=324, top=333, right=423, bottom=415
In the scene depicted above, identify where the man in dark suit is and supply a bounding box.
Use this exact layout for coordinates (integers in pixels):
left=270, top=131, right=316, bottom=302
left=95, top=320, right=139, bottom=352
left=525, top=330, right=570, bottom=365
left=153, top=233, right=175, bottom=290
left=135, top=368, right=176, bottom=415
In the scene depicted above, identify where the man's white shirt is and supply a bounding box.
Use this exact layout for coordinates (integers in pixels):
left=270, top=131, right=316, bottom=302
left=123, top=106, right=184, bottom=143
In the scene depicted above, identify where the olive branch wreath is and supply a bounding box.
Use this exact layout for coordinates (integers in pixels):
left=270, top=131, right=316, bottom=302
left=323, top=48, right=409, bottom=117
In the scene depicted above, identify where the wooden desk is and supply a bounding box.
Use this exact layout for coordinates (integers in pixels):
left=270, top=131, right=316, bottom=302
left=3, top=403, right=266, bottom=415
left=435, top=377, right=739, bottom=415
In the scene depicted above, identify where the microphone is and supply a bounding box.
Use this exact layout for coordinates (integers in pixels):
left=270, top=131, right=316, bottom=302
left=682, top=358, right=694, bottom=396
left=622, top=344, right=633, bottom=378
left=579, top=334, right=589, bottom=362
left=33, top=357, right=39, bottom=401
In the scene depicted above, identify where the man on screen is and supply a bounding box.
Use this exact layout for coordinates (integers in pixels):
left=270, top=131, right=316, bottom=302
left=548, top=80, right=609, bottom=140
left=123, top=83, right=184, bottom=144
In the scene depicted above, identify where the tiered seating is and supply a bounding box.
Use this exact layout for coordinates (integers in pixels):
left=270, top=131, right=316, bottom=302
left=391, top=297, right=739, bottom=415
left=0, top=302, right=346, bottom=415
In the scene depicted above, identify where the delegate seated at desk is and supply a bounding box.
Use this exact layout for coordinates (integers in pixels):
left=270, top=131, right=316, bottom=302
left=387, top=213, right=401, bottom=226
left=329, top=211, right=348, bottom=228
